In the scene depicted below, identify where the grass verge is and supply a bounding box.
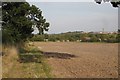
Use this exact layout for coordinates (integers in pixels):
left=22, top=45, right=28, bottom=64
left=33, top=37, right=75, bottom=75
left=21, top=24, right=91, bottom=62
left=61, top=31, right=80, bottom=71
left=2, top=44, right=52, bottom=78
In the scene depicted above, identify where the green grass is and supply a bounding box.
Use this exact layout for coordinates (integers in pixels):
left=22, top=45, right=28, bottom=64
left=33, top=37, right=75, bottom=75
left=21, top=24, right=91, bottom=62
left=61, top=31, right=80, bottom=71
left=41, top=60, right=52, bottom=78
left=2, top=45, right=52, bottom=78
left=19, top=46, right=43, bottom=53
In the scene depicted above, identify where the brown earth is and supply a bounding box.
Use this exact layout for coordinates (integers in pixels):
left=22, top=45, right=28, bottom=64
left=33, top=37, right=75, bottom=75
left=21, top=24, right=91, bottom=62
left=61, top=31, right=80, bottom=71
left=34, top=42, right=118, bottom=78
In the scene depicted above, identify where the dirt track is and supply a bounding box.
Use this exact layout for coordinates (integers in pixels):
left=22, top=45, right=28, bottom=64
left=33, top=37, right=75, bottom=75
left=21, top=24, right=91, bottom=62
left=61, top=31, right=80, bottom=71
left=34, top=42, right=118, bottom=78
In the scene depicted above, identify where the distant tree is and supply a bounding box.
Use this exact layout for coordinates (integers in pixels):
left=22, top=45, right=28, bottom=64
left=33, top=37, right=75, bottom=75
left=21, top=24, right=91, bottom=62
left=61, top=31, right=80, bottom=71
left=89, top=34, right=98, bottom=42
left=118, top=29, right=120, bottom=33
left=116, top=34, right=120, bottom=42
left=48, top=35, right=56, bottom=42
left=2, top=2, right=50, bottom=45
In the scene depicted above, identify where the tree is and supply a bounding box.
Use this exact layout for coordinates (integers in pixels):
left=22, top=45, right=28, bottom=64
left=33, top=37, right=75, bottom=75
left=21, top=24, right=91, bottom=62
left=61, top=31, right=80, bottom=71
left=29, top=5, right=50, bottom=35
left=118, top=29, right=120, bottom=33
left=2, top=2, right=50, bottom=45
left=95, top=0, right=120, bottom=7
left=116, top=34, right=120, bottom=42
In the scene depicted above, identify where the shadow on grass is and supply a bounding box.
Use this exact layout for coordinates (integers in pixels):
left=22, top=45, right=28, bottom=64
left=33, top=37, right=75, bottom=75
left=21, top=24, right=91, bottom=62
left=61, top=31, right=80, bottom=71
left=18, top=53, right=43, bottom=63
left=19, top=52, right=77, bottom=63
left=42, top=52, right=77, bottom=59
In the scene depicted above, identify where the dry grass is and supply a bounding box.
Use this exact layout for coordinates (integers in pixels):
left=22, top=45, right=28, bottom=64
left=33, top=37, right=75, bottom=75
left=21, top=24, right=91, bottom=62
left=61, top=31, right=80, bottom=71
left=2, top=45, right=51, bottom=78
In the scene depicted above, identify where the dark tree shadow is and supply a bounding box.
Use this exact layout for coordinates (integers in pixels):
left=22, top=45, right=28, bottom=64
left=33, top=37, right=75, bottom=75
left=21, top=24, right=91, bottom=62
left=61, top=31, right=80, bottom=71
left=18, top=52, right=77, bottom=63
left=18, top=53, right=42, bottom=63
left=42, top=52, right=77, bottom=59
left=0, top=52, right=6, bottom=56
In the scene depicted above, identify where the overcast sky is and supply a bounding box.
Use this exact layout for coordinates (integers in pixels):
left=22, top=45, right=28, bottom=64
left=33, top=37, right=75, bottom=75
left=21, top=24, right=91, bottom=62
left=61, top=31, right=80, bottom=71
left=28, top=2, right=118, bottom=34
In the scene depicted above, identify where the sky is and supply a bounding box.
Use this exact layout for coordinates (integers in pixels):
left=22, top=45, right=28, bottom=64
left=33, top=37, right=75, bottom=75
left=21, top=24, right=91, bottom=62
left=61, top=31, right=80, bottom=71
left=28, top=2, right=118, bottom=34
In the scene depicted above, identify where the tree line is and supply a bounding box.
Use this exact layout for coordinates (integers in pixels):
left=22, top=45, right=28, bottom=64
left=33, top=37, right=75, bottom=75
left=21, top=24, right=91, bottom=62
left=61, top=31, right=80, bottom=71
left=30, top=31, right=120, bottom=43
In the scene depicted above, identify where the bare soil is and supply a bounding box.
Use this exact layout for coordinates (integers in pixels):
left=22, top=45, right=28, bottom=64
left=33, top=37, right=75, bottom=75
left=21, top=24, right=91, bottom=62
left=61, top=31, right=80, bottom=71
left=34, top=42, right=118, bottom=78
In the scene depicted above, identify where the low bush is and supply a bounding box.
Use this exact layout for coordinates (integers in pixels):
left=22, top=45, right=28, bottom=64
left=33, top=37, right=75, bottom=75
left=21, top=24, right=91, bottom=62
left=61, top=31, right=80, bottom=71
left=19, top=53, right=43, bottom=63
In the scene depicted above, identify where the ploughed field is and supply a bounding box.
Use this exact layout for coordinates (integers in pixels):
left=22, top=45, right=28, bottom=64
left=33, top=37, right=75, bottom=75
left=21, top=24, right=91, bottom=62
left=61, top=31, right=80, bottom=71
left=34, top=42, right=118, bottom=78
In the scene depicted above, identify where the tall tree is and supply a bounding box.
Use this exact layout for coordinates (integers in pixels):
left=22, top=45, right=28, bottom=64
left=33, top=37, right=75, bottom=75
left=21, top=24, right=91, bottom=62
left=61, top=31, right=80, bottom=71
left=2, top=2, right=50, bottom=45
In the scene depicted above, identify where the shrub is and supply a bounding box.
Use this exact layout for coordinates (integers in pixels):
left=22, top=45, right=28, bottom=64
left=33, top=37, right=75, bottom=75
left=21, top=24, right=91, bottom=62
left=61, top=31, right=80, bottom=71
left=19, top=53, right=43, bottom=63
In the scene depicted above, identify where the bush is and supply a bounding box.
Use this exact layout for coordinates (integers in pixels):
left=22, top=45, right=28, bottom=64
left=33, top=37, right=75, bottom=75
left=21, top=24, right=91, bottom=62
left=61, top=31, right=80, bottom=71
left=19, top=53, right=43, bottom=63
left=29, top=32, right=119, bottom=43
left=90, top=35, right=99, bottom=42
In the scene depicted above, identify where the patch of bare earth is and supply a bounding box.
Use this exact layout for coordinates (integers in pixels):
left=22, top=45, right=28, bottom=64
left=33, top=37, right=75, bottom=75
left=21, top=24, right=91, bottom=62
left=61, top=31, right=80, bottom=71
left=34, top=42, right=118, bottom=78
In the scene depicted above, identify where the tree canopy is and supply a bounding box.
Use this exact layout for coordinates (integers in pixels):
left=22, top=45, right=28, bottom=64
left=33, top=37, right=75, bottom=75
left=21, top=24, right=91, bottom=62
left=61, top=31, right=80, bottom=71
left=2, top=2, right=50, bottom=45
left=95, top=0, right=120, bottom=7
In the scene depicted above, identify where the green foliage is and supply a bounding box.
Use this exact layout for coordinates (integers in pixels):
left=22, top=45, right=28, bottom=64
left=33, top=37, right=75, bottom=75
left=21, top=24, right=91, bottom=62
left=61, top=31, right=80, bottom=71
left=29, top=31, right=119, bottom=43
left=18, top=45, right=43, bottom=63
left=19, top=53, right=43, bottom=63
left=2, top=2, right=50, bottom=45
left=116, top=34, right=120, bottom=42
left=19, top=46, right=42, bottom=53
left=90, top=35, right=99, bottom=42
left=30, top=35, right=45, bottom=41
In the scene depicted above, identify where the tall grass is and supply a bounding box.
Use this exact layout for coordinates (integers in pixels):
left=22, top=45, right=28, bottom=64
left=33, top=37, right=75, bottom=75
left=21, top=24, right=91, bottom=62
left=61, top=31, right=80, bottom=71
left=2, top=42, right=52, bottom=78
